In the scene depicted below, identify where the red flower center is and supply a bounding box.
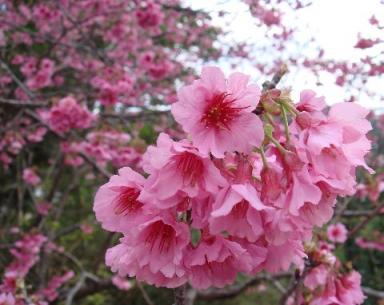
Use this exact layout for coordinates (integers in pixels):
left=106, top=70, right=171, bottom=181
left=232, top=200, right=249, bottom=218
left=172, top=151, right=204, bottom=185
left=145, top=221, right=176, bottom=253
left=113, top=186, right=142, bottom=215
left=201, top=92, right=245, bottom=130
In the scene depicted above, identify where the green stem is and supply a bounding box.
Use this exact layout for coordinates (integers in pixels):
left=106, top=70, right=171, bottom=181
left=268, top=136, right=287, bottom=154
left=257, top=146, right=269, bottom=168
left=280, top=104, right=290, bottom=145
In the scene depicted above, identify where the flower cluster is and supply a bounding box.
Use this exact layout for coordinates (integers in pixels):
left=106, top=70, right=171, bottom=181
left=94, top=66, right=371, bottom=290
left=91, top=67, right=134, bottom=106
left=0, top=233, right=74, bottom=305
left=292, top=246, right=366, bottom=305
left=356, top=233, right=384, bottom=252
left=326, top=223, right=348, bottom=244
left=1, top=234, right=47, bottom=293
left=39, top=96, right=95, bottom=134
left=0, top=118, right=46, bottom=169
left=61, top=130, right=141, bottom=169
left=22, top=167, right=41, bottom=186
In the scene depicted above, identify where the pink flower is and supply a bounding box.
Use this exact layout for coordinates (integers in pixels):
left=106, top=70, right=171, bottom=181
left=39, top=96, right=95, bottom=134
left=304, top=264, right=329, bottom=290
left=111, top=275, right=132, bottom=291
left=210, top=184, right=268, bottom=242
left=293, top=99, right=372, bottom=196
left=356, top=236, right=384, bottom=252
left=22, top=168, right=41, bottom=186
left=136, top=2, right=164, bottom=28
left=304, top=260, right=365, bottom=305
left=27, top=127, right=47, bottom=142
left=354, top=38, right=378, bottom=49
left=93, top=167, right=147, bottom=234
left=260, top=164, right=283, bottom=202
left=172, top=67, right=263, bottom=158
left=263, top=239, right=306, bottom=273
left=296, top=90, right=326, bottom=113
left=328, top=103, right=372, bottom=173
left=138, top=51, right=154, bottom=68
left=36, top=271, right=74, bottom=302
left=185, top=236, right=253, bottom=289
left=80, top=224, right=94, bottom=235
left=139, top=133, right=226, bottom=207
left=0, top=293, right=15, bottom=305
left=287, top=167, right=322, bottom=216
left=260, top=9, right=281, bottom=26
left=327, top=223, right=348, bottom=243
left=335, top=271, right=365, bottom=305
left=2, top=234, right=47, bottom=292
left=26, top=58, right=55, bottom=90
left=99, top=86, right=117, bottom=106
left=106, top=215, right=189, bottom=288
left=36, top=202, right=51, bottom=216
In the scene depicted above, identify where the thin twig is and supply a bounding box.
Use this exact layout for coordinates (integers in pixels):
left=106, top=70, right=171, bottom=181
left=362, top=286, right=384, bottom=298
left=0, top=58, right=35, bottom=99
left=0, top=97, right=47, bottom=107
left=24, top=109, right=111, bottom=179
left=265, top=274, right=287, bottom=294
left=65, top=273, right=86, bottom=305
left=137, top=281, right=155, bottom=305
left=197, top=272, right=291, bottom=300
left=262, top=64, right=288, bottom=91
left=342, top=209, right=384, bottom=217
left=174, top=284, right=187, bottom=305
left=278, top=262, right=312, bottom=305
left=348, top=201, right=384, bottom=238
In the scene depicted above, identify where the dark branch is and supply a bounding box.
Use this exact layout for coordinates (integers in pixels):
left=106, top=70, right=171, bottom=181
left=348, top=201, right=384, bottom=238
left=0, top=97, right=48, bottom=107
left=362, top=286, right=384, bottom=298
left=262, top=64, right=288, bottom=91
left=197, top=272, right=291, bottom=300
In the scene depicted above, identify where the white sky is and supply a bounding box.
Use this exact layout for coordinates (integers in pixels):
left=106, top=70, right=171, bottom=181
left=185, top=0, right=384, bottom=110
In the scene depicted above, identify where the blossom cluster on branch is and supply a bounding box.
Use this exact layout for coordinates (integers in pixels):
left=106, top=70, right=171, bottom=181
left=1, top=1, right=383, bottom=304
left=94, top=67, right=371, bottom=298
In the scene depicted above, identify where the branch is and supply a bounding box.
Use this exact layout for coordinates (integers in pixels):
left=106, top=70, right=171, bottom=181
left=265, top=274, right=287, bottom=294
left=342, top=209, right=384, bottom=217
left=101, top=109, right=171, bottom=121
left=262, top=64, right=288, bottom=91
left=362, top=286, right=384, bottom=298
left=348, top=201, right=384, bottom=238
left=0, top=97, right=47, bottom=107
left=174, top=284, right=187, bottom=305
left=196, top=272, right=291, bottom=300
left=0, top=58, right=35, bottom=99
left=24, top=109, right=111, bottom=179
left=254, top=64, right=289, bottom=115
left=65, top=272, right=87, bottom=305
left=72, top=278, right=114, bottom=300
left=78, top=151, right=111, bottom=179
left=137, top=281, right=155, bottom=305
left=0, top=109, right=24, bottom=134
left=279, top=262, right=312, bottom=305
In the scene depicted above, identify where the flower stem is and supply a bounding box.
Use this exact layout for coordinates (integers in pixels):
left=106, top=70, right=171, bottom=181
left=174, top=284, right=187, bottom=305
left=280, top=104, right=290, bottom=144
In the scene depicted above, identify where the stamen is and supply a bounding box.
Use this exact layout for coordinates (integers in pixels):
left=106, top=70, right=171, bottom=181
left=172, top=152, right=204, bottom=185
left=232, top=200, right=248, bottom=218
left=113, top=186, right=142, bottom=215
left=145, top=221, right=176, bottom=254
left=201, top=92, right=248, bottom=130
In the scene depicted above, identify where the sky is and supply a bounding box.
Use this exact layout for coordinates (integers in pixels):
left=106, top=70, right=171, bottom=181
left=185, top=0, right=384, bottom=110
